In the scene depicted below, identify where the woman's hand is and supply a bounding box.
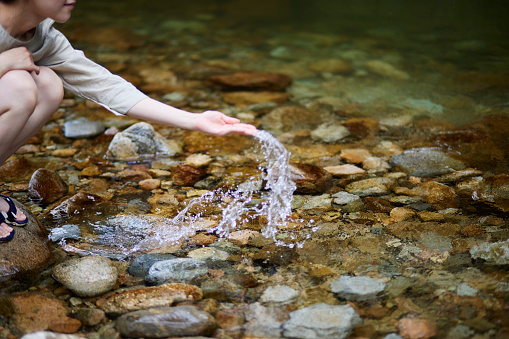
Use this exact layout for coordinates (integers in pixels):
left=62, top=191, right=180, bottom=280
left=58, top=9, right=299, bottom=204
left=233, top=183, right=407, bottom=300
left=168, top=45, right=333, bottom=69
left=0, top=47, right=40, bottom=77
left=192, top=110, right=258, bottom=136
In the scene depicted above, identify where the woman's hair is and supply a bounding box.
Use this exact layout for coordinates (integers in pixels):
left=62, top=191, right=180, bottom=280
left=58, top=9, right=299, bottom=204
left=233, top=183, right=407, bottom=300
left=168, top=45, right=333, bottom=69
left=0, top=0, right=16, bottom=3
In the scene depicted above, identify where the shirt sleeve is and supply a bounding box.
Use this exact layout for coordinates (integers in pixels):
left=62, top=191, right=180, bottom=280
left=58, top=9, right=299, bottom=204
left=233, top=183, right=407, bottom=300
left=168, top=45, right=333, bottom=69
left=36, top=25, right=147, bottom=116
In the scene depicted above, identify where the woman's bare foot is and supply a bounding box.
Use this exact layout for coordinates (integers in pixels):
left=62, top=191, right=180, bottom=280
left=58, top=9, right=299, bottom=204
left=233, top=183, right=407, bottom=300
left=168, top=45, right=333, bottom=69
left=0, top=222, right=13, bottom=239
left=0, top=195, right=27, bottom=224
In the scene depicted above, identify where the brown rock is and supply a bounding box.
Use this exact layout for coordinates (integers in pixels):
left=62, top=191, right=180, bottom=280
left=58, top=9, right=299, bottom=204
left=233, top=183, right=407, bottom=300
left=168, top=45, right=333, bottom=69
left=116, top=169, right=152, bottom=182
left=209, top=72, right=292, bottom=91
left=183, top=131, right=253, bottom=156
left=222, top=91, right=289, bottom=105
left=414, top=181, right=458, bottom=208
left=216, top=307, right=245, bottom=330
left=139, top=179, right=161, bottom=190
left=75, top=308, right=106, bottom=326
left=49, top=192, right=102, bottom=218
left=260, top=106, right=322, bottom=136
left=364, top=197, right=393, bottom=213
left=79, top=165, right=101, bottom=177
left=398, top=317, right=437, bottom=339
left=48, top=316, right=82, bottom=334
left=309, top=58, right=354, bottom=74
left=171, top=164, right=207, bottom=186
left=28, top=168, right=68, bottom=204
left=0, top=158, right=39, bottom=182
left=340, top=148, right=372, bottom=164
left=291, top=163, right=333, bottom=195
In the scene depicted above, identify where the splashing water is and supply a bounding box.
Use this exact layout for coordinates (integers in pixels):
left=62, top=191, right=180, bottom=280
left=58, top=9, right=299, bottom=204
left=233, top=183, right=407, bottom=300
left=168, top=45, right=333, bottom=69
left=126, top=130, right=304, bottom=254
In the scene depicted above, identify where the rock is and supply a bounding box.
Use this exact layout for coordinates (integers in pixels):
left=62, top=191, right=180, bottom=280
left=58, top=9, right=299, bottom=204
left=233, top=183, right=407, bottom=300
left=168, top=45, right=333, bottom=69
left=244, top=302, right=289, bottom=338
left=106, top=122, right=182, bottom=160
left=282, top=303, right=362, bottom=339
left=51, top=257, right=118, bottom=297
left=299, top=194, right=333, bottom=209
left=363, top=157, right=390, bottom=173
left=470, top=240, right=509, bottom=265
left=309, top=59, right=354, bottom=74
left=0, top=157, right=39, bottom=182
left=397, top=317, right=437, bottom=339
left=47, top=317, right=82, bottom=334
left=185, top=154, right=213, bottom=167
left=260, top=105, right=322, bottom=136
left=63, top=118, right=105, bottom=139
left=291, top=163, right=333, bottom=195
left=222, top=91, right=289, bottom=105
left=28, top=168, right=68, bottom=204
left=457, top=283, right=478, bottom=297
left=0, top=197, right=53, bottom=290
left=446, top=324, right=475, bottom=339
left=413, top=181, right=459, bottom=208
left=48, top=192, right=102, bottom=218
left=330, top=276, right=386, bottom=301
left=365, top=60, right=409, bottom=80
left=21, top=332, right=83, bottom=339
left=340, top=148, right=372, bottom=164
left=171, top=164, right=207, bottom=186
left=390, top=148, right=466, bottom=177
left=324, top=164, right=366, bottom=177
left=49, top=224, right=81, bottom=242
left=310, top=123, right=350, bottom=143
left=75, top=308, right=106, bottom=327
left=145, top=258, right=208, bottom=285
left=138, top=178, right=161, bottom=190
left=188, top=247, right=230, bottom=261
left=260, top=285, right=299, bottom=304
left=116, top=306, right=216, bottom=338
left=201, top=277, right=244, bottom=301
left=208, top=72, right=292, bottom=91
left=101, top=283, right=202, bottom=315
left=128, top=253, right=177, bottom=277
left=345, top=177, right=395, bottom=197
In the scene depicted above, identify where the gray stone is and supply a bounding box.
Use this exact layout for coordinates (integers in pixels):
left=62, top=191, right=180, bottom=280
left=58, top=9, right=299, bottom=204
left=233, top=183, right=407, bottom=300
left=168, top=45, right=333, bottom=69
left=260, top=285, right=299, bottom=304
left=470, top=240, right=509, bottom=265
left=390, top=147, right=466, bottom=177
left=282, top=303, right=362, bottom=339
left=383, top=334, right=403, bottom=339
left=244, top=302, right=288, bottom=338
left=311, top=123, right=350, bottom=143
left=128, top=253, right=177, bottom=277
left=49, top=224, right=81, bottom=242
left=146, top=258, right=208, bottom=285
left=106, top=122, right=182, bottom=160
left=116, top=306, right=216, bottom=338
left=446, top=324, right=475, bottom=339
left=457, top=283, right=478, bottom=297
left=51, top=256, right=118, bottom=297
left=64, top=118, right=105, bottom=139
left=330, top=276, right=386, bottom=301
left=332, top=191, right=361, bottom=205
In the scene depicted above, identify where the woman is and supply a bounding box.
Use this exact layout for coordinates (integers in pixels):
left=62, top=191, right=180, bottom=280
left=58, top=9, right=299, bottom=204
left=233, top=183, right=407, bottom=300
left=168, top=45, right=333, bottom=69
left=0, top=0, right=257, bottom=241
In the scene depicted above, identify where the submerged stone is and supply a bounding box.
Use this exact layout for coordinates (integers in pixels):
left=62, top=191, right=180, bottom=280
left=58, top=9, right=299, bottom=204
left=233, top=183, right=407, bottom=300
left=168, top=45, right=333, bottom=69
left=145, top=258, right=208, bottom=285
left=260, top=285, right=300, bottom=304
left=330, top=276, right=386, bottom=301
left=470, top=240, right=509, bottom=265
left=128, top=253, right=177, bottom=277
left=208, top=71, right=292, bottom=91
left=282, top=303, right=362, bottom=339
left=390, top=148, right=466, bottom=177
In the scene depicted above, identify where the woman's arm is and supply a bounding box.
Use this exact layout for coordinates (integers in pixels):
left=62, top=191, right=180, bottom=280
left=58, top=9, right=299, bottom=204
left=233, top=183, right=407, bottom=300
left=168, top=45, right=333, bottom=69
left=127, top=98, right=258, bottom=136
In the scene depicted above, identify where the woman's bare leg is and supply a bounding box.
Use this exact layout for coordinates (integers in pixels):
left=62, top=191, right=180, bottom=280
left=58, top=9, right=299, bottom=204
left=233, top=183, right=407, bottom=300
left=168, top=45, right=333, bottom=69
left=0, top=67, right=64, bottom=237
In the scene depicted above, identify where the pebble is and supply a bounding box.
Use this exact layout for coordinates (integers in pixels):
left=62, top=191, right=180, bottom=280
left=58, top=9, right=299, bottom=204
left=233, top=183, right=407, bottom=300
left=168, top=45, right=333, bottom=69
left=63, top=118, right=105, bottom=139
left=260, top=285, right=299, bottom=304
left=51, top=257, right=118, bottom=297
left=116, top=306, right=216, bottom=338
left=75, top=308, right=105, bottom=327
left=310, top=123, right=350, bottom=143
left=138, top=178, right=161, bottom=190
left=128, top=253, right=177, bottom=277
left=340, top=148, right=372, bottom=164
left=345, top=177, right=395, bottom=197
left=365, top=60, right=409, bottom=80
left=324, top=164, right=366, bottom=177
left=330, top=276, right=386, bottom=301
left=145, top=258, right=209, bottom=285
left=282, top=303, right=362, bottom=339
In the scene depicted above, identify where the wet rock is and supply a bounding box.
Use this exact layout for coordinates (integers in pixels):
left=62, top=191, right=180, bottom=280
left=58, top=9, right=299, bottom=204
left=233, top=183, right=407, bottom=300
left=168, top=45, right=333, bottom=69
left=63, top=118, right=105, bottom=139
left=50, top=192, right=102, bottom=218
left=106, top=122, right=182, bottom=160
left=363, top=156, right=390, bottom=173
left=345, top=177, right=395, bottom=197
left=215, top=307, right=245, bottom=335
left=340, top=148, right=372, bottom=164
left=47, top=317, right=82, bottom=334
left=0, top=157, right=39, bottom=182
left=413, top=181, right=459, bottom=208
left=51, top=257, right=118, bottom=297
left=75, top=308, right=106, bottom=327
left=28, top=168, right=68, bottom=204
left=446, top=324, right=475, bottom=339
left=0, top=197, right=53, bottom=290
left=138, top=178, right=160, bottom=190
left=20, top=332, right=82, bottom=339
left=185, top=153, right=213, bottom=167
left=324, top=164, right=366, bottom=178
left=420, top=232, right=452, bottom=253
left=311, top=123, right=350, bottom=143
left=260, top=285, right=299, bottom=304
left=390, top=148, right=466, bottom=177
left=201, top=277, right=244, bottom=301
left=171, top=164, right=207, bottom=186
left=330, top=276, right=386, bottom=301
left=145, top=258, right=208, bottom=285
left=128, top=253, right=177, bottom=277
left=457, top=283, right=478, bottom=297
left=282, top=303, right=362, bottom=339
left=364, top=197, right=394, bottom=213
left=298, top=194, right=333, bottom=209
left=291, top=163, right=333, bottom=195
left=101, top=283, right=202, bottom=315
left=365, top=60, right=409, bottom=80
left=49, top=224, right=81, bottom=242
left=3, top=293, right=70, bottom=334
left=437, top=168, right=483, bottom=184
left=333, top=191, right=364, bottom=212
left=397, top=317, right=437, bottom=339
left=309, top=58, right=354, bottom=74
left=116, top=306, right=216, bottom=338
left=260, top=105, right=322, bottom=136
left=188, top=247, right=230, bottom=261
left=209, top=72, right=292, bottom=91
left=244, top=302, right=289, bottom=338
left=183, top=131, right=252, bottom=155
left=470, top=240, right=509, bottom=265
left=222, top=91, right=289, bottom=105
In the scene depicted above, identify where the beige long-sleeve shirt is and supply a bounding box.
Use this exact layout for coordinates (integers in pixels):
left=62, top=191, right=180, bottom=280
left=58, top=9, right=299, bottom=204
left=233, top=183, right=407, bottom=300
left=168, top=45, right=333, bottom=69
left=0, top=19, right=147, bottom=115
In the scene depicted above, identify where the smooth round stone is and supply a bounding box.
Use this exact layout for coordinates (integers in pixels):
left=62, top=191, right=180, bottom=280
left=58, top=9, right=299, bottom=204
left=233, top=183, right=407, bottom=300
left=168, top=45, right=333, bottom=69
left=282, top=303, right=362, bottom=339
left=330, top=276, right=386, bottom=301
left=128, top=253, right=177, bottom=278
left=116, top=306, right=216, bottom=338
left=260, top=285, right=299, bottom=304
left=51, top=257, right=118, bottom=297
left=146, top=258, right=208, bottom=285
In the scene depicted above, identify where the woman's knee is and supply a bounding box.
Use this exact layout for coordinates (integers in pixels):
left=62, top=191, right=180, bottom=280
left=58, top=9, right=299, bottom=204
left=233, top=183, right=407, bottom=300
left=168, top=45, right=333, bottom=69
left=0, top=70, right=38, bottom=111
left=32, top=67, right=64, bottom=106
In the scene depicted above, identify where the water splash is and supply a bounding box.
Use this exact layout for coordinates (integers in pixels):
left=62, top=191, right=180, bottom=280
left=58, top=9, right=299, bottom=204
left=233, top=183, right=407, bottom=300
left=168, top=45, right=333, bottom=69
left=127, top=130, right=303, bottom=253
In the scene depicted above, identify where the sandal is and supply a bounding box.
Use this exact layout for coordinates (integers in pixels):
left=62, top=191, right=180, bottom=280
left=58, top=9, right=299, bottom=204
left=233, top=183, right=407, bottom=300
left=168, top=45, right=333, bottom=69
left=0, top=194, right=28, bottom=227
left=0, top=213, right=15, bottom=242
